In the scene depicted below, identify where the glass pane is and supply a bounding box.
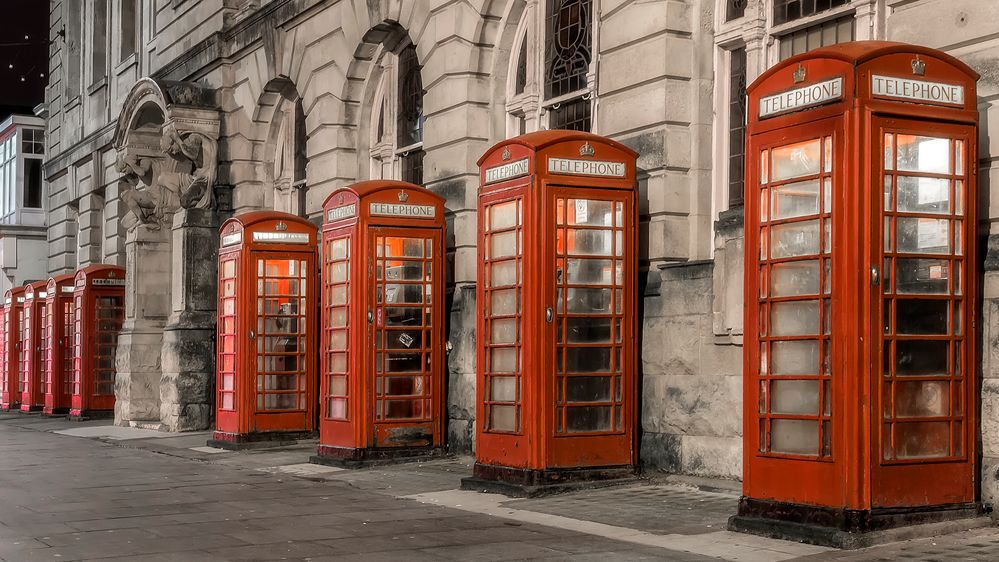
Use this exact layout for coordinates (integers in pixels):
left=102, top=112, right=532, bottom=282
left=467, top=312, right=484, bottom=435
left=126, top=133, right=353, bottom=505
left=771, top=220, right=820, bottom=258
left=771, top=340, right=819, bottom=375
left=490, top=376, right=517, bottom=402
left=385, top=284, right=423, bottom=304
left=383, top=238, right=424, bottom=258
left=564, top=259, right=617, bottom=285
left=896, top=135, right=950, bottom=174
left=770, top=260, right=820, bottom=297
left=563, top=288, right=612, bottom=314
left=383, top=261, right=422, bottom=281
left=770, top=380, right=819, bottom=415
left=564, top=347, right=612, bottom=373
left=895, top=340, right=948, bottom=375
left=772, top=180, right=820, bottom=219
left=561, top=229, right=613, bottom=256
left=884, top=133, right=894, bottom=170
left=896, top=176, right=950, bottom=214
left=565, top=317, right=612, bottom=344
left=896, top=259, right=949, bottom=294
left=330, top=353, right=347, bottom=374
left=565, top=376, right=611, bottom=402
left=490, top=318, right=518, bottom=345
left=490, top=232, right=518, bottom=259
left=770, top=419, right=818, bottom=455
left=489, top=404, right=518, bottom=431
left=490, top=348, right=518, bottom=373
left=383, top=352, right=422, bottom=373
left=490, top=201, right=519, bottom=231
left=490, top=260, right=518, bottom=287
left=894, top=421, right=950, bottom=459
left=331, top=239, right=348, bottom=259
left=771, top=139, right=821, bottom=181
left=382, top=307, right=424, bottom=327
left=770, top=300, right=820, bottom=336
left=896, top=299, right=948, bottom=335
left=896, top=218, right=950, bottom=254
left=895, top=381, right=949, bottom=417
left=567, top=200, right=614, bottom=226
left=565, top=406, right=612, bottom=432
left=491, top=289, right=519, bottom=316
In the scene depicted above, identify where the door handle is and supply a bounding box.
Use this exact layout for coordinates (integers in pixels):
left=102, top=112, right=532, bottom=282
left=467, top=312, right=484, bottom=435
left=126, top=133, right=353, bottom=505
left=545, top=307, right=553, bottom=323
left=248, top=330, right=256, bottom=340
left=870, top=266, right=880, bottom=287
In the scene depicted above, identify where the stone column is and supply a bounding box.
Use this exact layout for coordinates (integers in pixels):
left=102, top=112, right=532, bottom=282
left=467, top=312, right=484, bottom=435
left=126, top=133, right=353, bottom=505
left=115, top=224, right=171, bottom=426
left=77, top=192, right=105, bottom=268
left=159, top=208, right=218, bottom=431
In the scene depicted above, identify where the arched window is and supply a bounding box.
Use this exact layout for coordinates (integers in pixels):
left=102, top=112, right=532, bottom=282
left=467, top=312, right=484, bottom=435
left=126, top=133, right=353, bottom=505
left=369, top=43, right=425, bottom=184
left=505, top=0, right=595, bottom=135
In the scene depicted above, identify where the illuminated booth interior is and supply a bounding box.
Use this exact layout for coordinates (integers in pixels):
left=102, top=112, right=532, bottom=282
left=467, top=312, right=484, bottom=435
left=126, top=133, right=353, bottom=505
left=311, top=180, right=447, bottom=467
left=462, top=131, right=639, bottom=495
left=20, top=280, right=48, bottom=412
left=730, top=42, right=981, bottom=545
left=43, top=274, right=75, bottom=415
left=1, top=287, right=25, bottom=411
left=210, top=211, right=319, bottom=449
left=70, top=265, right=126, bottom=419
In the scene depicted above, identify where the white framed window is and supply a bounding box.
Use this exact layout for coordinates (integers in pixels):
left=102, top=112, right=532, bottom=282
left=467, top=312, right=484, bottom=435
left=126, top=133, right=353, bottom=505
left=369, top=43, right=425, bottom=184
left=0, top=134, right=17, bottom=222
left=89, top=0, right=109, bottom=86
left=505, top=0, right=596, bottom=135
left=119, top=0, right=138, bottom=63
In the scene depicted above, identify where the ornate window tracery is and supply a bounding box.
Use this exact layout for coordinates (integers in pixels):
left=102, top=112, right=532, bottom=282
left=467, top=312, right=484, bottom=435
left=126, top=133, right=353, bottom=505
left=369, top=43, right=425, bottom=185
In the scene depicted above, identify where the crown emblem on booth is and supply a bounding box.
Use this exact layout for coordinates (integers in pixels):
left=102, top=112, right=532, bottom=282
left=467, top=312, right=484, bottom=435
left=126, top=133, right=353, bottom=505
left=793, top=63, right=806, bottom=84
left=579, top=142, right=595, bottom=157
left=911, top=57, right=926, bottom=76
left=275, top=222, right=288, bottom=231
left=502, top=147, right=511, bottom=161
left=398, top=190, right=409, bottom=202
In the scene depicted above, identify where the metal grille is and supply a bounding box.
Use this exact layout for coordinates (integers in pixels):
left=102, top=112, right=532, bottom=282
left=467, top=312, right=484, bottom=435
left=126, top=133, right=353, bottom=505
left=779, top=15, right=854, bottom=60
left=545, top=0, right=592, bottom=99
left=397, top=45, right=424, bottom=149
left=401, top=149, right=424, bottom=185
left=549, top=97, right=591, bottom=132
left=514, top=36, right=528, bottom=95
left=774, top=0, right=849, bottom=25
left=728, top=48, right=747, bottom=207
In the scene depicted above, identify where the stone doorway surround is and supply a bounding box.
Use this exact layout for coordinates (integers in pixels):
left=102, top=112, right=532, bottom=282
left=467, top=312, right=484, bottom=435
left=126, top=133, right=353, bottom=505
left=111, top=78, right=222, bottom=431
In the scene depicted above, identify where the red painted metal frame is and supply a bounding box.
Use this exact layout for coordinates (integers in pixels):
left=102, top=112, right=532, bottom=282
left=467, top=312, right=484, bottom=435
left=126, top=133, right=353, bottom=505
left=0, top=288, right=25, bottom=410
left=474, top=131, right=639, bottom=477
left=70, top=265, right=126, bottom=417
left=743, top=41, right=979, bottom=512
left=20, top=280, right=48, bottom=411
left=44, top=274, right=75, bottom=415
left=214, top=211, right=318, bottom=443
left=315, top=180, right=446, bottom=460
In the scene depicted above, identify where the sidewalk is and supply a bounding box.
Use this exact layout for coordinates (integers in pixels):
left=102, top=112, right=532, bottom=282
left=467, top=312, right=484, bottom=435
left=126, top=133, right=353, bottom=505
left=0, top=413, right=996, bottom=561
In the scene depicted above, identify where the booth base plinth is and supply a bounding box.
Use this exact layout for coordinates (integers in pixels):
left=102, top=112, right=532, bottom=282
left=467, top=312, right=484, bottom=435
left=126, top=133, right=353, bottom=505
left=310, top=445, right=446, bottom=469
left=68, top=409, right=114, bottom=422
left=42, top=407, right=69, bottom=416
left=207, top=430, right=317, bottom=451
left=0, top=404, right=21, bottom=412
left=19, top=405, right=43, bottom=413
left=461, top=463, right=638, bottom=498
left=728, top=497, right=987, bottom=549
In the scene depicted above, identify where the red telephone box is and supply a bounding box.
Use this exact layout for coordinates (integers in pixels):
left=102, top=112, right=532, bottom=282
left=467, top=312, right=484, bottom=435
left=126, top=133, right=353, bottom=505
left=464, top=131, right=638, bottom=494
left=733, top=42, right=980, bottom=543
left=19, top=280, right=48, bottom=412
left=43, top=274, right=75, bottom=415
left=311, top=181, right=446, bottom=466
left=210, top=211, right=319, bottom=448
left=0, top=287, right=23, bottom=411
left=70, top=265, right=126, bottom=418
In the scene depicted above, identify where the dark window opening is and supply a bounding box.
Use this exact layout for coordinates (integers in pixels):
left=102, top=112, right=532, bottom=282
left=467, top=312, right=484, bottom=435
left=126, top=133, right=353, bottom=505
left=774, top=0, right=849, bottom=26
left=726, top=0, right=748, bottom=22
left=397, top=45, right=424, bottom=149
left=24, top=159, right=42, bottom=209
left=549, top=97, right=591, bottom=132
left=120, top=0, right=137, bottom=61
left=778, top=15, right=854, bottom=60
left=401, top=149, right=424, bottom=186
left=92, top=0, right=108, bottom=83
left=515, top=35, right=528, bottom=95
left=545, top=0, right=592, bottom=100
left=728, top=48, right=747, bottom=208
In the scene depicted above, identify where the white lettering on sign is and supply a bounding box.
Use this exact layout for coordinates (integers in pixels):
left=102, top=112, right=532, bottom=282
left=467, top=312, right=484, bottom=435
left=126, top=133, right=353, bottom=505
left=16, top=297, right=24, bottom=303
left=759, top=77, right=844, bottom=118
left=252, top=232, right=310, bottom=244
left=92, top=278, right=126, bottom=287
left=221, top=231, right=242, bottom=247
left=369, top=202, right=437, bottom=219
left=485, top=158, right=530, bottom=184
left=326, top=203, right=357, bottom=222
left=871, top=75, right=964, bottom=106
left=547, top=157, right=626, bottom=178
left=61, top=285, right=75, bottom=294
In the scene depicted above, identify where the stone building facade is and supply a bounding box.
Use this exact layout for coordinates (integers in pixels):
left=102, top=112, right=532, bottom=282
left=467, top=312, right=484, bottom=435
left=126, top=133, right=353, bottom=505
left=39, top=0, right=999, bottom=503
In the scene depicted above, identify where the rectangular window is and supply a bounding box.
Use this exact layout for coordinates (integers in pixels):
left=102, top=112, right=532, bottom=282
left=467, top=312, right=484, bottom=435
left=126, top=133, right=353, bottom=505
left=120, top=0, right=137, bottom=61
left=779, top=15, right=854, bottom=60
left=24, top=159, right=42, bottom=209
left=21, top=129, right=44, bottom=155
left=91, top=0, right=108, bottom=84
left=66, top=2, right=82, bottom=98
left=728, top=48, right=747, bottom=208
left=726, top=0, right=747, bottom=21
left=774, top=0, right=849, bottom=26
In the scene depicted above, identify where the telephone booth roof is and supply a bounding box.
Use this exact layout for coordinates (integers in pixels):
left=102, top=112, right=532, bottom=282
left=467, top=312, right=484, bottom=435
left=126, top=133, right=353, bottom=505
left=322, top=180, right=445, bottom=228
left=47, top=273, right=74, bottom=291
left=748, top=41, right=979, bottom=128
left=219, top=211, right=318, bottom=250
left=75, top=264, right=125, bottom=283
left=477, top=130, right=638, bottom=165
left=23, top=280, right=47, bottom=300
left=4, top=286, right=24, bottom=300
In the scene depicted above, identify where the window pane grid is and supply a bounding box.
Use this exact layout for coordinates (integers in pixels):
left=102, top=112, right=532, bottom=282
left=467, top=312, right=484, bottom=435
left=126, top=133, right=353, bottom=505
left=62, top=302, right=74, bottom=397
left=757, top=136, right=834, bottom=459
left=72, top=296, right=82, bottom=397
left=881, top=132, right=966, bottom=462
left=255, top=259, right=309, bottom=412
left=484, top=198, right=524, bottom=433
left=323, top=235, right=350, bottom=420
left=774, top=0, right=849, bottom=26
left=218, top=257, right=239, bottom=412
left=41, top=304, right=51, bottom=395
left=94, top=296, right=124, bottom=396
left=545, top=0, right=592, bottom=100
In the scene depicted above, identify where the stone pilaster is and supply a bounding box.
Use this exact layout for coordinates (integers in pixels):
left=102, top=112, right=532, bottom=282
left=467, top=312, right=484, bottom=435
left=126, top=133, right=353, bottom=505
left=159, top=208, right=218, bottom=431
left=115, top=224, right=171, bottom=425
left=980, top=233, right=999, bottom=510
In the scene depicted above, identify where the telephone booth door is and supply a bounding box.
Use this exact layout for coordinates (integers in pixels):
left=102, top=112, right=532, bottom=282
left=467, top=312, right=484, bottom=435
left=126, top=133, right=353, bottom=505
left=313, top=181, right=446, bottom=465
left=1, top=288, right=24, bottom=410
left=211, top=211, right=318, bottom=448
left=467, top=131, right=638, bottom=493
left=44, top=274, right=75, bottom=415
left=734, top=42, right=980, bottom=542
left=70, top=265, right=126, bottom=418
left=20, top=281, right=48, bottom=411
